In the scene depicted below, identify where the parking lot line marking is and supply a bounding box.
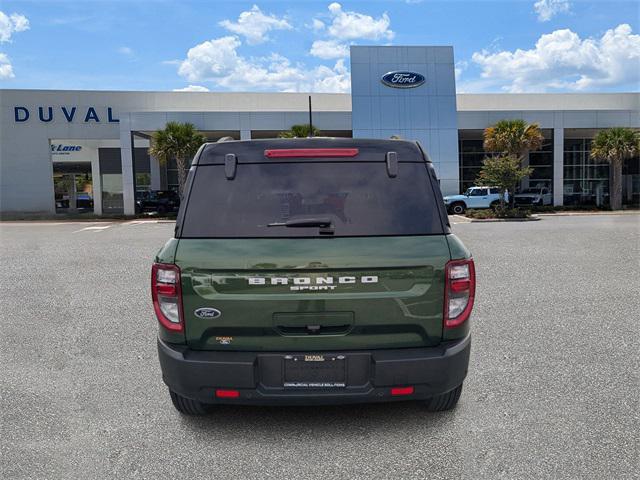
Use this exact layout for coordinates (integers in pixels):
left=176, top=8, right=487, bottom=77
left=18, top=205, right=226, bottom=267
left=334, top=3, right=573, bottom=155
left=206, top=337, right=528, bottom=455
left=0, top=222, right=96, bottom=226
left=125, top=220, right=160, bottom=226
left=72, top=225, right=112, bottom=233
left=450, top=215, right=471, bottom=224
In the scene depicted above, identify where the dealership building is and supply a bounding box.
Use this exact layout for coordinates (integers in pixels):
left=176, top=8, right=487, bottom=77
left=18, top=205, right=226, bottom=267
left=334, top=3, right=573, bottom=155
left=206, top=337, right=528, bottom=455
left=1, top=45, right=638, bottom=216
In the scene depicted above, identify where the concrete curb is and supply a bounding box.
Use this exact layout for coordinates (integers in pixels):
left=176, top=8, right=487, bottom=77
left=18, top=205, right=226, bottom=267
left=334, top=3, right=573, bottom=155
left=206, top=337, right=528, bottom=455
left=536, top=211, right=639, bottom=217
left=0, top=216, right=177, bottom=223
left=465, top=216, right=541, bottom=223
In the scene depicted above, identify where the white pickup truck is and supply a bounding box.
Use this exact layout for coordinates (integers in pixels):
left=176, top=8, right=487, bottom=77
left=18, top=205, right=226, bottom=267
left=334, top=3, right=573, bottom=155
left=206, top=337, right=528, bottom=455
left=443, top=187, right=507, bottom=214
left=514, top=187, right=553, bottom=206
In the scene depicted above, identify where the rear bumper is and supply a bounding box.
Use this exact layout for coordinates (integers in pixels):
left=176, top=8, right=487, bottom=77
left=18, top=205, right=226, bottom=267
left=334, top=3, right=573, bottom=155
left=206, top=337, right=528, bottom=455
left=158, top=335, right=471, bottom=405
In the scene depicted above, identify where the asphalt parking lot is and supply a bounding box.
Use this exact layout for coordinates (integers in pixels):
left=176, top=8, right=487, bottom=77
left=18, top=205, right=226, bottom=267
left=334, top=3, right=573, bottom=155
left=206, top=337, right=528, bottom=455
left=1, top=215, right=638, bottom=479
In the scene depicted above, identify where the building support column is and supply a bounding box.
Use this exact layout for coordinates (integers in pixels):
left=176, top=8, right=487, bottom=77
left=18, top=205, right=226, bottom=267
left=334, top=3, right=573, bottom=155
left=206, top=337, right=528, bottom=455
left=240, top=129, right=251, bottom=140
left=521, top=153, right=530, bottom=190
left=150, top=154, right=161, bottom=190
left=553, top=127, right=564, bottom=206
left=91, top=150, right=102, bottom=215
left=120, top=116, right=136, bottom=215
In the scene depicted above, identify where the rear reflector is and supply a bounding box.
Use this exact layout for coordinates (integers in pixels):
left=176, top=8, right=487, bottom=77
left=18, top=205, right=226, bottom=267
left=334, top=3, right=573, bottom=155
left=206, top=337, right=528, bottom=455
left=450, top=279, right=471, bottom=293
left=391, top=386, right=414, bottom=396
left=156, top=284, right=176, bottom=296
left=264, top=148, right=359, bottom=158
left=215, top=389, right=240, bottom=398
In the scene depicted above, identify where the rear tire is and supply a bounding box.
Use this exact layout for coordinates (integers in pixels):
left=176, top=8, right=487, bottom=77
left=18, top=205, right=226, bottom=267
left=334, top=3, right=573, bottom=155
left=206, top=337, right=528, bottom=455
left=169, top=389, right=210, bottom=415
left=425, top=384, right=463, bottom=412
left=490, top=201, right=500, bottom=210
left=450, top=202, right=466, bottom=215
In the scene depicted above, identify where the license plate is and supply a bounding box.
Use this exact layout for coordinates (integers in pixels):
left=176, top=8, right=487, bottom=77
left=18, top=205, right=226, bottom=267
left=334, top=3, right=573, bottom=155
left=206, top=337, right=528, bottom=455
left=283, top=354, right=346, bottom=388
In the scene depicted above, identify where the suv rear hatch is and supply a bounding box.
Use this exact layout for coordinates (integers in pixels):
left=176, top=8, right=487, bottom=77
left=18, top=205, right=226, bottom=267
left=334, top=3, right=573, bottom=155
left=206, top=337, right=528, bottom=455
left=174, top=139, right=451, bottom=351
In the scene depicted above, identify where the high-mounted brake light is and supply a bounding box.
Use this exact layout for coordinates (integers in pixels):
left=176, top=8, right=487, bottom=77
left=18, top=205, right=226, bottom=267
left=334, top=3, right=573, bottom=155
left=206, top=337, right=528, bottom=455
left=264, top=148, right=359, bottom=158
left=151, top=263, right=184, bottom=332
left=443, top=258, right=475, bottom=328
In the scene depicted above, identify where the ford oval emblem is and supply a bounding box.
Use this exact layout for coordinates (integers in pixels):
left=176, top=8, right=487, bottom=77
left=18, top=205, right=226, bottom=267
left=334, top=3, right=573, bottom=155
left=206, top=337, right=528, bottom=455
left=381, top=71, right=425, bottom=89
left=194, top=307, right=222, bottom=319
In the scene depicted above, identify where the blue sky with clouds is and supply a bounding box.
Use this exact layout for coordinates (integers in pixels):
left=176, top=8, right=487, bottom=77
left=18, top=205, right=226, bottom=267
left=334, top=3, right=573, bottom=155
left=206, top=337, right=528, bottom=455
left=0, top=0, right=638, bottom=93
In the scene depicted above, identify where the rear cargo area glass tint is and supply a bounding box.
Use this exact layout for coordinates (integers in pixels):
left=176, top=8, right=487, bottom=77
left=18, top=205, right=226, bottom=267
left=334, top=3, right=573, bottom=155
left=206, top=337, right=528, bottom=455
left=181, top=162, right=443, bottom=238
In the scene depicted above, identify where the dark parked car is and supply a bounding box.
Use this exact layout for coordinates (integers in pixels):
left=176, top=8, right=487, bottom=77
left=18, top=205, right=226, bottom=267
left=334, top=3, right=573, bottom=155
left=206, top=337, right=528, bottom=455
left=55, top=192, right=93, bottom=210
left=136, top=190, right=180, bottom=214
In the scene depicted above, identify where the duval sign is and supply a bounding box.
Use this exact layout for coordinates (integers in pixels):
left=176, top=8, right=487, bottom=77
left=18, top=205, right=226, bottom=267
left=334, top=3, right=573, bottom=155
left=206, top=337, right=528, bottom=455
left=14, top=106, right=119, bottom=123
left=381, top=71, right=426, bottom=89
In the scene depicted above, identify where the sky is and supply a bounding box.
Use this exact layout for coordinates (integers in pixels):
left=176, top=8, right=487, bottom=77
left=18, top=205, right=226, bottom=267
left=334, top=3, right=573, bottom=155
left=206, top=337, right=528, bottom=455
left=0, top=0, right=638, bottom=93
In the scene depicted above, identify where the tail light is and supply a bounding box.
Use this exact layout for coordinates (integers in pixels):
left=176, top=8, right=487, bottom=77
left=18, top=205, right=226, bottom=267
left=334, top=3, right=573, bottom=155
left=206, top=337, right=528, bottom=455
left=444, top=258, right=475, bottom=328
left=151, top=263, right=183, bottom=332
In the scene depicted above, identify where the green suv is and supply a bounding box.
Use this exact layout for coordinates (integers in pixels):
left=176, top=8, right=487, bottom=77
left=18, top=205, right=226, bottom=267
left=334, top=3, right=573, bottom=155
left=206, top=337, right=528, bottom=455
left=153, top=138, right=475, bottom=414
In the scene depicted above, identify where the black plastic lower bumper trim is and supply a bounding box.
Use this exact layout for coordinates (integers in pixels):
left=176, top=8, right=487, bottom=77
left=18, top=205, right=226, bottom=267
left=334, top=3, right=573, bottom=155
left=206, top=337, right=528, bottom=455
left=158, top=335, right=470, bottom=405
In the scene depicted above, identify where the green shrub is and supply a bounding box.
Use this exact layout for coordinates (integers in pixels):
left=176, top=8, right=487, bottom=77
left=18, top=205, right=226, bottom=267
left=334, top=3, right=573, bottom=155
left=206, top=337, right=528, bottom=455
left=497, top=207, right=531, bottom=218
left=465, top=208, right=531, bottom=219
left=529, top=205, right=556, bottom=213
left=465, top=209, right=496, bottom=219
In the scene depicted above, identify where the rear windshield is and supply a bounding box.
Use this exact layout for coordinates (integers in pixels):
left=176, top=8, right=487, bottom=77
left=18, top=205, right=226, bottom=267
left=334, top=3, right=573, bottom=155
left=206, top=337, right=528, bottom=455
left=180, top=161, right=444, bottom=238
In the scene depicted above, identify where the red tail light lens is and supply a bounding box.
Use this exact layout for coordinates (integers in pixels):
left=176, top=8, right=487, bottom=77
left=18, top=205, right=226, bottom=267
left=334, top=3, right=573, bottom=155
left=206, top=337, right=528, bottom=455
left=444, top=258, right=476, bottom=328
left=391, top=386, right=414, bottom=396
left=216, top=389, right=240, bottom=398
left=151, top=263, right=183, bottom=332
left=264, top=148, right=359, bottom=158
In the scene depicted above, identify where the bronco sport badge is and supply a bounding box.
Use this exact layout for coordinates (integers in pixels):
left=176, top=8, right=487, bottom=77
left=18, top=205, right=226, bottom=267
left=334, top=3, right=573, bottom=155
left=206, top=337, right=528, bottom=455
left=247, top=275, right=378, bottom=291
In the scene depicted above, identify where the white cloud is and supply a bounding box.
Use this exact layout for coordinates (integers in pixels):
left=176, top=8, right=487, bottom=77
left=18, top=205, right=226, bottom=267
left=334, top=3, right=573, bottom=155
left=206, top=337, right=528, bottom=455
left=219, top=5, right=291, bottom=45
left=0, top=52, right=14, bottom=79
left=118, top=46, right=134, bottom=56
left=308, top=3, right=394, bottom=59
left=0, top=11, right=29, bottom=43
left=533, top=0, right=570, bottom=22
left=454, top=60, right=468, bottom=81
left=471, top=24, right=640, bottom=92
left=310, top=39, right=349, bottom=60
left=178, top=36, right=243, bottom=81
left=324, top=2, right=393, bottom=41
left=173, top=85, right=210, bottom=92
left=311, top=19, right=325, bottom=32
left=310, top=58, right=350, bottom=93
left=177, top=35, right=350, bottom=92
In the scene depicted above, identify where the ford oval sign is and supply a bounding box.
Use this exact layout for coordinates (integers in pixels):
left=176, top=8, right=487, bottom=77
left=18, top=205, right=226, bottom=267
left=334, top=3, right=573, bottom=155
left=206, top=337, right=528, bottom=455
left=194, top=307, right=222, bottom=319
left=381, top=71, right=425, bottom=89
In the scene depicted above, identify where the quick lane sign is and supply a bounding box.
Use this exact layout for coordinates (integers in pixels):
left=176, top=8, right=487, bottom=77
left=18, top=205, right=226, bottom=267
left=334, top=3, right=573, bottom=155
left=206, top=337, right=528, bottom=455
left=51, top=144, right=83, bottom=155
left=14, top=106, right=119, bottom=123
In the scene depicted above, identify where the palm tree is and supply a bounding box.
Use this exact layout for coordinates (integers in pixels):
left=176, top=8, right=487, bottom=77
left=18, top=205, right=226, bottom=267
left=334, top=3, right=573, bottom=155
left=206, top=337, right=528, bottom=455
left=278, top=124, right=320, bottom=138
left=483, top=119, right=544, bottom=206
left=149, top=122, right=205, bottom=197
left=483, top=119, right=544, bottom=159
left=590, top=127, right=640, bottom=210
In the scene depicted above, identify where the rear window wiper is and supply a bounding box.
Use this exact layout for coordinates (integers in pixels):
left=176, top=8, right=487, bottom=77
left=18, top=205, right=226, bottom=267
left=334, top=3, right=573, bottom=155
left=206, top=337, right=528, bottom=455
left=267, top=217, right=332, bottom=228
left=267, top=217, right=335, bottom=235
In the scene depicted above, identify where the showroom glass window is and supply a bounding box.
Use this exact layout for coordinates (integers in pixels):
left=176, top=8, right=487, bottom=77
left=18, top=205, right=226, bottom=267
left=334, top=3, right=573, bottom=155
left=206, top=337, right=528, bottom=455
left=563, top=138, right=610, bottom=206
left=459, top=129, right=553, bottom=194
